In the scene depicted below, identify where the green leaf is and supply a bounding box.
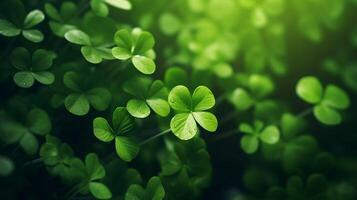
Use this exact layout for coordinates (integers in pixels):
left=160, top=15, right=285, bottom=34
left=228, top=88, right=254, bottom=111
left=112, top=47, right=132, bottom=60
left=86, top=88, right=111, bottom=111
left=91, top=0, right=109, bottom=17
left=249, top=74, right=274, bottom=98
left=93, top=117, right=114, bottom=142
left=133, top=31, right=155, bottom=55
left=170, top=113, right=198, bottom=140
left=64, top=94, right=90, bottom=116
left=65, top=29, right=91, bottom=46
left=112, top=107, right=135, bottom=135
left=32, top=49, right=55, bottom=70
left=32, top=72, right=55, bottom=85
left=105, top=0, right=132, bottom=10
left=296, top=76, right=323, bottom=104
left=146, top=80, right=170, bottom=117
left=240, top=135, right=259, bottom=154
left=114, top=29, right=132, bottom=51
left=323, top=85, right=350, bottom=110
left=89, top=182, right=112, bottom=200
left=146, top=176, right=165, bottom=200
left=20, top=132, right=39, bottom=155
left=164, top=67, right=188, bottom=89
left=127, top=99, right=151, bottom=118
left=22, top=29, right=44, bottom=43
left=168, top=85, right=191, bottom=112
left=192, top=86, right=215, bottom=111
left=23, top=10, right=45, bottom=28
left=260, top=125, right=280, bottom=144
left=0, top=19, right=21, bottom=37
left=159, top=13, right=181, bottom=35
left=313, top=104, right=342, bottom=125
left=13, top=71, right=34, bottom=88
left=63, top=71, right=81, bottom=91
left=0, top=156, right=14, bottom=176
left=132, top=55, right=156, bottom=74
left=81, top=46, right=102, bottom=64
left=123, top=76, right=151, bottom=98
left=11, top=47, right=30, bottom=70
left=239, top=123, right=254, bottom=134
left=147, top=99, right=170, bottom=117
left=115, top=136, right=139, bottom=162
left=27, top=108, right=51, bottom=135
left=85, top=153, right=105, bottom=180
left=192, top=112, right=218, bottom=132
left=44, top=3, right=61, bottom=21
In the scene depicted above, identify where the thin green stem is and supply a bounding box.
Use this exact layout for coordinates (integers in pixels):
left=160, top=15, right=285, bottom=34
left=296, top=107, right=313, bottom=119
left=140, top=129, right=171, bottom=146
left=23, top=158, right=42, bottom=166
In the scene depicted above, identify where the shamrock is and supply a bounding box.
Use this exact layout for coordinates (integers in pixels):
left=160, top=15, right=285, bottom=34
left=70, top=153, right=112, bottom=200
left=296, top=76, right=350, bottom=125
left=64, top=13, right=117, bottom=64
left=93, top=107, right=139, bottom=162
left=63, top=71, right=112, bottom=116
left=44, top=1, right=78, bottom=37
left=40, top=135, right=73, bottom=177
left=0, top=108, right=51, bottom=155
left=10, top=47, right=56, bottom=88
left=285, top=174, right=328, bottom=199
left=228, top=74, right=274, bottom=111
left=125, top=176, right=165, bottom=200
left=168, top=85, right=218, bottom=140
left=123, top=76, right=170, bottom=118
left=239, top=120, right=280, bottom=154
left=91, top=0, right=132, bottom=17
left=0, top=9, right=45, bottom=42
left=112, top=28, right=156, bottom=74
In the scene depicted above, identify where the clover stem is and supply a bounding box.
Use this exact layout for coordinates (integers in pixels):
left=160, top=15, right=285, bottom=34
left=140, top=129, right=171, bottom=146
left=65, top=182, right=85, bottom=200
left=23, top=158, right=42, bottom=166
left=296, top=108, right=313, bottom=119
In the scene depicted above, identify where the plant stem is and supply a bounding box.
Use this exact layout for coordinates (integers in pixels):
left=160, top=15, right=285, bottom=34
left=296, top=108, right=313, bottom=119
left=23, top=158, right=43, bottom=166
left=140, top=129, right=171, bottom=146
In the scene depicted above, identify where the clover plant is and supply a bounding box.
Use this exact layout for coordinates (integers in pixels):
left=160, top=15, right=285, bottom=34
left=91, top=0, right=132, bottom=17
left=112, top=28, right=156, bottom=74
left=93, top=107, right=139, bottom=161
left=10, top=47, right=56, bottom=88
left=296, top=76, right=350, bottom=125
left=168, top=85, right=218, bottom=140
left=0, top=9, right=45, bottom=42
left=125, top=176, right=165, bottom=200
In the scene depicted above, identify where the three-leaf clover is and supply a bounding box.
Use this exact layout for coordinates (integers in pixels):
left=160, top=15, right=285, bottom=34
left=228, top=74, right=274, bottom=111
left=0, top=108, right=51, bottom=155
left=0, top=10, right=45, bottom=42
left=10, top=47, right=56, bottom=88
left=239, top=120, right=280, bottom=154
left=45, top=2, right=78, bottom=37
left=93, top=107, right=139, bottom=161
left=296, top=76, right=350, bottom=125
left=71, top=153, right=112, bottom=200
left=64, top=13, right=117, bottom=64
left=63, top=71, right=112, bottom=116
left=91, top=0, right=132, bottom=17
left=168, top=85, right=218, bottom=140
left=112, top=28, right=156, bottom=74
left=123, top=77, right=170, bottom=118
left=125, top=176, right=165, bottom=200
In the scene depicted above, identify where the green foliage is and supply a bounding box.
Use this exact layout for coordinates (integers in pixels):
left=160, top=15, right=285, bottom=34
left=93, top=107, right=139, bottom=161
left=125, top=176, right=165, bottom=200
left=11, top=47, right=56, bottom=88
left=296, top=76, right=350, bottom=125
left=168, top=85, right=218, bottom=140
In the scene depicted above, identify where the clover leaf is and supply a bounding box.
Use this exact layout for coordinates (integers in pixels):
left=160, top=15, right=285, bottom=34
left=296, top=76, right=350, bottom=125
left=0, top=9, right=44, bottom=42
left=45, top=2, right=78, bottom=37
left=0, top=155, right=14, bottom=177
left=40, top=135, right=74, bottom=167
left=64, top=13, right=117, bottom=64
left=91, top=0, right=132, bottom=17
left=123, top=77, right=170, bottom=118
left=93, top=107, right=139, bottom=161
left=239, top=120, right=280, bottom=154
left=63, top=71, right=111, bottom=116
left=168, top=85, right=217, bottom=140
left=0, top=108, right=51, bottom=155
left=125, top=176, right=165, bottom=200
left=112, top=28, right=156, bottom=74
left=286, top=174, right=327, bottom=199
left=10, top=47, right=56, bottom=88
